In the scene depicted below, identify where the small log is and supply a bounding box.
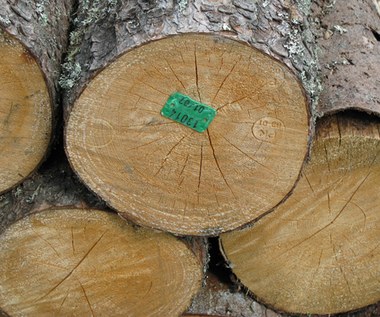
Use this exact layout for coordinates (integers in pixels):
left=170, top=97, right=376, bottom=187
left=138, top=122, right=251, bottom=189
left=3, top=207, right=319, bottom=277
left=63, top=0, right=314, bottom=236
left=0, top=0, right=74, bottom=193
left=0, top=208, right=203, bottom=316
left=220, top=113, right=380, bottom=314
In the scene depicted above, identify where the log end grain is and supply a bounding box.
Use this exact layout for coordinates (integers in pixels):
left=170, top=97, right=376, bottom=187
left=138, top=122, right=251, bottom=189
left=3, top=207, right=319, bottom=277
left=0, top=208, right=202, bottom=316
left=220, top=113, right=380, bottom=314
left=65, top=33, right=309, bottom=236
left=0, top=30, right=51, bottom=194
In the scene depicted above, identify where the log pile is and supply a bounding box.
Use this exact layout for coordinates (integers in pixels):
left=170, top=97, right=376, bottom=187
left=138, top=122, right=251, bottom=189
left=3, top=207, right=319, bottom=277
left=0, top=0, right=379, bottom=316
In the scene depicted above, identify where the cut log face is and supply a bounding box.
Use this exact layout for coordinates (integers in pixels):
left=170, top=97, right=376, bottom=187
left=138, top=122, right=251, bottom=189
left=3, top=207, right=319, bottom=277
left=65, top=33, right=309, bottom=236
left=0, top=30, right=51, bottom=193
left=220, top=115, right=380, bottom=314
left=0, top=208, right=202, bottom=316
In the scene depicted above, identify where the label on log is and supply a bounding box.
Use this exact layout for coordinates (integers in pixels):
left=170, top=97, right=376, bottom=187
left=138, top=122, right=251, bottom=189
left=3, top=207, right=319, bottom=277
left=161, top=92, right=216, bottom=132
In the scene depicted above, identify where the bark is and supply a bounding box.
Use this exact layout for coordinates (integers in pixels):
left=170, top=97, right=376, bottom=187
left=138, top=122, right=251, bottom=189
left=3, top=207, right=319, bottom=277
left=0, top=0, right=74, bottom=107
left=186, top=273, right=281, bottom=317
left=0, top=148, right=107, bottom=234
left=62, top=0, right=315, bottom=236
left=61, top=0, right=320, bottom=114
left=0, top=0, right=75, bottom=193
left=312, top=0, right=380, bottom=116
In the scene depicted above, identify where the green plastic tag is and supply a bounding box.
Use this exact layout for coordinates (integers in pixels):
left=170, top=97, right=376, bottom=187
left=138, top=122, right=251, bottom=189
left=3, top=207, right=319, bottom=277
left=161, top=92, right=216, bottom=133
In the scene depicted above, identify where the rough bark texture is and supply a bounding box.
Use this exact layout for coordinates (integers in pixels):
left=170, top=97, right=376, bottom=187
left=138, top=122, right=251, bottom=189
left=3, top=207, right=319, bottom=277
left=0, top=0, right=74, bottom=114
left=312, top=0, right=380, bottom=116
left=187, top=273, right=281, bottom=317
left=61, top=0, right=320, bottom=117
left=0, top=147, right=107, bottom=235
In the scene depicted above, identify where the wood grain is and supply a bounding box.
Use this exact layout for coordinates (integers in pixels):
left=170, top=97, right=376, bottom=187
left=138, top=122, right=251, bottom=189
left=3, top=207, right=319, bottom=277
left=0, top=30, right=51, bottom=193
left=65, top=34, right=309, bottom=235
left=0, top=208, right=202, bottom=316
left=221, top=114, right=380, bottom=314
left=0, top=0, right=74, bottom=193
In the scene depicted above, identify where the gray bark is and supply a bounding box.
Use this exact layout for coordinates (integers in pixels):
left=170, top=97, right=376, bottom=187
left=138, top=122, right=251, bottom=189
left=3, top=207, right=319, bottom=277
left=0, top=0, right=79, bottom=229
left=0, top=150, right=107, bottom=234
left=0, top=0, right=75, bottom=114
left=312, top=0, right=380, bottom=116
left=61, top=0, right=320, bottom=117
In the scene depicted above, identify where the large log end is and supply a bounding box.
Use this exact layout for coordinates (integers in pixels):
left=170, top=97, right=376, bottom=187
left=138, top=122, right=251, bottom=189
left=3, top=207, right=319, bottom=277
left=65, top=33, right=309, bottom=236
left=220, top=113, right=380, bottom=314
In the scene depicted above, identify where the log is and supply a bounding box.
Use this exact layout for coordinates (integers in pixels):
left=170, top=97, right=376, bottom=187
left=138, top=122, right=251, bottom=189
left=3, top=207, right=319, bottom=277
left=312, top=0, right=380, bottom=116
left=63, top=0, right=315, bottom=235
left=0, top=207, right=203, bottom=316
left=220, top=112, right=380, bottom=314
left=0, top=0, right=74, bottom=194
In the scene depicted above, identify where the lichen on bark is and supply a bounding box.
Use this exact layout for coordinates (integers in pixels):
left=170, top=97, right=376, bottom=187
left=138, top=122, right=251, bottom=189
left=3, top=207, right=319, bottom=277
left=61, top=0, right=322, bottom=121
left=0, top=0, right=75, bottom=104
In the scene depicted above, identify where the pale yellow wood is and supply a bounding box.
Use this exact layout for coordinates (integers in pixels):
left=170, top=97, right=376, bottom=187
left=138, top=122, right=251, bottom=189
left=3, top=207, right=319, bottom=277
left=221, top=116, right=380, bottom=314
left=0, top=30, right=51, bottom=193
left=65, top=33, right=309, bottom=235
left=0, top=208, right=202, bottom=316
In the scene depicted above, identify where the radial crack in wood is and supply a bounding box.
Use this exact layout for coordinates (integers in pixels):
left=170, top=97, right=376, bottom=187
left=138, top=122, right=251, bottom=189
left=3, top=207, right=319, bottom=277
left=65, top=34, right=309, bottom=236
left=220, top=114, right=380, bottom=314
left=0, top=208, right=202, bottom=316
left=0, top=30, right=51, bottom=193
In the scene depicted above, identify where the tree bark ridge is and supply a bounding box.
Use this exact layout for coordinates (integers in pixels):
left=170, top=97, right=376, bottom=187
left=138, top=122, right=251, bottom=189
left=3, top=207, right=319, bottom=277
left=312, top=0, right=380, bottom=116
left=0, top=0, right=75, bottom=108
left=61, top=0, right=320, bottom=117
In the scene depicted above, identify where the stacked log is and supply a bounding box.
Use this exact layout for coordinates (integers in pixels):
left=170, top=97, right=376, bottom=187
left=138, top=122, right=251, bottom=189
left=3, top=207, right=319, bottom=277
left=220, top=0, right=380, bottom=315
left=221, top=113, right=380, bottom=314
left=0, top=0, right=74, bottom=193
left=0, top=208, right=203, bottom=316
left=0, top=0, right=379, bottom=316
left=63, top=0, right=314, bottom=236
